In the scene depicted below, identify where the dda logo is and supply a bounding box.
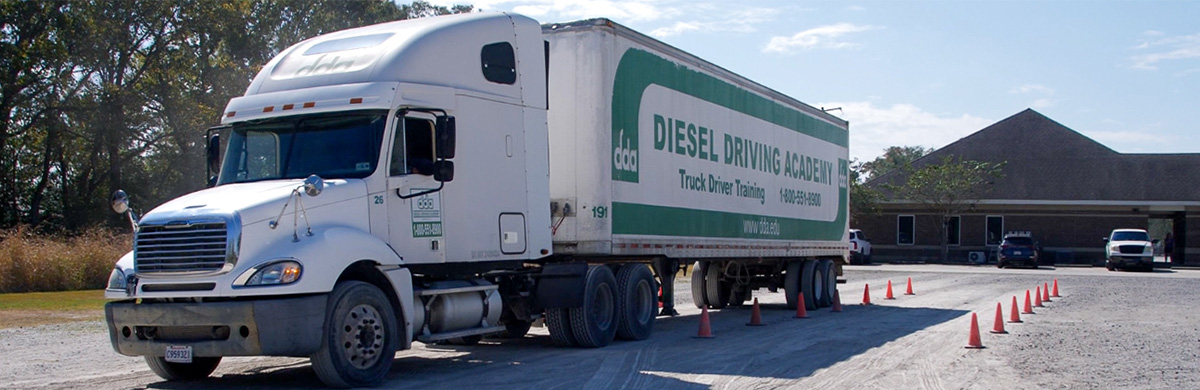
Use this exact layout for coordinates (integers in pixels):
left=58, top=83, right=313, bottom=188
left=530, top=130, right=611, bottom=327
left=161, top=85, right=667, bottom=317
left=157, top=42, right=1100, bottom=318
left=612, top=129, right=639, bottom=182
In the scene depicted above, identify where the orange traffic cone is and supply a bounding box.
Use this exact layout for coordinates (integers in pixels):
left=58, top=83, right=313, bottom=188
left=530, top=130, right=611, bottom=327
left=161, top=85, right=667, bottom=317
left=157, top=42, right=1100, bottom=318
left=991, top=302, right=1008, bottom=334
left=885, top=280, right=895, bottom=300
left=1008, top=295, right=1023, bottom=323
left=905, top=277, right=915, bottom=295
left=794, top=293, right=808, bottom=319
left=831, top=289, right=843, bottom=312
left=1051, top=279, right=1061, bottom=298
left=1034, top=286, right=1044, bottom=307
left=1022, top=290, right=1035, bottom=314
left=694, top=306, right=714, bottom=338
left=862, top=283, right=872, bottom=305
left=966, top=313, right=985, bottom=349
left=747, top=298, right=764, bottom=326
left=1043, top=282, right=1051, bottom=302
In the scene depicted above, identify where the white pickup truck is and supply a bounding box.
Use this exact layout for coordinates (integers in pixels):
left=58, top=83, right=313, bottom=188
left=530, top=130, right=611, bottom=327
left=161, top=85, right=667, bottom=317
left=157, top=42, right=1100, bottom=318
left=1103, top=228, right=1155, bottom=272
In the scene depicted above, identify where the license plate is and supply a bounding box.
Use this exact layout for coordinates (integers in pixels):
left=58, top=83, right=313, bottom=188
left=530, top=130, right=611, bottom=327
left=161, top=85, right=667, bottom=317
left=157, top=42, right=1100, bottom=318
left=165, top=345, right=192, bottom=363
left=1014, top=251, right=1022, bottom=255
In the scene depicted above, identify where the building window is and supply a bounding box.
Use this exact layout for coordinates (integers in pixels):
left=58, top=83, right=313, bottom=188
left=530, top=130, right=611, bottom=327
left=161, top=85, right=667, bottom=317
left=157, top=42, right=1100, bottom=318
left=897, top=215, right=915, bottom=245
left=947, top=216, right=961, bottom=246
left=481, top=42, right=517, bottom=84
left=986, top=216, right=1004, bottom=246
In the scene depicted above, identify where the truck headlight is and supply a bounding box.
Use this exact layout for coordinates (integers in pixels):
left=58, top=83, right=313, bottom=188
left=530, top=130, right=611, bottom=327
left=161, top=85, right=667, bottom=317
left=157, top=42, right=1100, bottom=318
left=236, top=260, right=302, bottom=287
left=107, top=268, right=127, bottom=290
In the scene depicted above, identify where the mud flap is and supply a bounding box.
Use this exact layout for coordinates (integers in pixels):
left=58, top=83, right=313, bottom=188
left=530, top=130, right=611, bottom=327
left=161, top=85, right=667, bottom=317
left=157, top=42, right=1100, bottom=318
left=535, top=262, right=588, bottom=309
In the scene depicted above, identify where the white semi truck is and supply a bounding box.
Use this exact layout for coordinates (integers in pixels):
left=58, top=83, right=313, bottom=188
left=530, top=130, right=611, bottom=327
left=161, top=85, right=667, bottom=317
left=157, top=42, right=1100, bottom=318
left=104, top=12, right=850, bottom=388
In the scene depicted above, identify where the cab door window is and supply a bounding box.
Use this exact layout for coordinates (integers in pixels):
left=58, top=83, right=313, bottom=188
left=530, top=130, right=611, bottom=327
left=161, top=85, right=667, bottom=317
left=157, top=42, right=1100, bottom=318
left=390, top=116, right=436, bottom=176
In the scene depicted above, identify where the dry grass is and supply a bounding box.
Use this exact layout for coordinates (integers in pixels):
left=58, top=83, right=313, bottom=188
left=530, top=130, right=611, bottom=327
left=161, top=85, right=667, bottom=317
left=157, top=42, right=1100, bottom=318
left=0, top=227, right=131, bottom=294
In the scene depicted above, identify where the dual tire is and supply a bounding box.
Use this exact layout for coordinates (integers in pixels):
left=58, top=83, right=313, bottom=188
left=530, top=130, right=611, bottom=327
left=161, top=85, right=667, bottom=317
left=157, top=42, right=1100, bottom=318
left=546, top=264, right=656, bottom=348
left=785, top=259, right=835, bottom=310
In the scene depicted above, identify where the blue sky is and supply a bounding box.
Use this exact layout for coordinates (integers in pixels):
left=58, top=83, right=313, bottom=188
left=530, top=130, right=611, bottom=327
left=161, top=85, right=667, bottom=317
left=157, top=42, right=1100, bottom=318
left=427, top=0, right=1199, bottom=163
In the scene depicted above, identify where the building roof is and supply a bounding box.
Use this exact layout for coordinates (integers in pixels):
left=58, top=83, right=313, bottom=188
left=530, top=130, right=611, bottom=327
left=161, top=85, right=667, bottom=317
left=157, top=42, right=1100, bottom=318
left=869, top=108, right=1200, bottom=203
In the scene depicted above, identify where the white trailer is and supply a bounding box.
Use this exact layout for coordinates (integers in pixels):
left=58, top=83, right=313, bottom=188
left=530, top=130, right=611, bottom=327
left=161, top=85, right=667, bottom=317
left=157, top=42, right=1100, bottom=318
left=102, top=12, right=849, bottom=388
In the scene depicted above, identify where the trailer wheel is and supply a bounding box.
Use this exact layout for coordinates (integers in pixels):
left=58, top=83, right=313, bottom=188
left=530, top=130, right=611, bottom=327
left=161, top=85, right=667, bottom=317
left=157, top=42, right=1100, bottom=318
left=784, top=261, right=801, bottom=310
left=546, top=308, right=577, bottom=347
left=802, top=260, right=818, bottom=310
left=310, top=281, right=397, bottom=388
left=144, top=356, right=221, bottom=381
left=691, top=261, right=708, bottom=309
left=820, top=259, right=836, bottom=307
left=614, top=264, right=656, bottom=340
left=569, top=265, right=618, bottom=348
left=705, top=263, right=729, bottom=310
left=815, top=260, right=832, bottom=307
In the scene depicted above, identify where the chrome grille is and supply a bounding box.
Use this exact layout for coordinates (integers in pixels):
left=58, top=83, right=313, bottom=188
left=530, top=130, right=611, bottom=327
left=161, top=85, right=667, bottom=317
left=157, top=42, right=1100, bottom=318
left=135, top=222, right=229, bottom=274
left=1118, top=245, right=1144, bottom=254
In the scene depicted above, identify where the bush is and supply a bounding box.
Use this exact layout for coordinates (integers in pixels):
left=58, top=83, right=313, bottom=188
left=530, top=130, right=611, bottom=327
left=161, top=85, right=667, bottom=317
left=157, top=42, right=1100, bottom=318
left=0, top=227, right=131, bottom=293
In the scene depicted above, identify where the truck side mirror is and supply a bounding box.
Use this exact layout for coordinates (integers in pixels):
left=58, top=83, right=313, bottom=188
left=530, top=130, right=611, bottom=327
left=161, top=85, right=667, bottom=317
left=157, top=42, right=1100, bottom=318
left=206, top=133, right=221, bottom=186
left=433, top=160, right=454, bottom=182
left=435, top=116, right=456, bottom=159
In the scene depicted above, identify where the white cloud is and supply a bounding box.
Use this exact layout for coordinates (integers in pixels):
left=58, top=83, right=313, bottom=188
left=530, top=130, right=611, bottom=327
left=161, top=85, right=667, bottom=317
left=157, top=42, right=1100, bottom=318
left=1008, top=83, right=1057, bottom=108
left=648, top=7, right=776, bottom=37
left=1131, top=32, right=1200, bottom=70
left=763, top=23, right=879, bottom=53
left=816, top=101, right=992, bottom=163
left=1008, top=83, right=1055, bottom=96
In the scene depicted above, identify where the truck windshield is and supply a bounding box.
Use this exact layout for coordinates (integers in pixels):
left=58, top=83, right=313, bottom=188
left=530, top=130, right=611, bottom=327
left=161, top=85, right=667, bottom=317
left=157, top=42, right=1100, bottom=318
left=217, top=110, right=387, bottom=185
left=1112, top=231, right=1150, bottom=241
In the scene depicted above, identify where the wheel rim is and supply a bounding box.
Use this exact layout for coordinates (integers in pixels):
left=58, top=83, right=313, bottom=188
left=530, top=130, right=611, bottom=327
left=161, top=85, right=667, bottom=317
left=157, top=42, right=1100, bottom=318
left=340, top=304, right=385, bottom=370
left=593, top=284, right=614, bottom=329
left=634, top=280, right=654, bottom=324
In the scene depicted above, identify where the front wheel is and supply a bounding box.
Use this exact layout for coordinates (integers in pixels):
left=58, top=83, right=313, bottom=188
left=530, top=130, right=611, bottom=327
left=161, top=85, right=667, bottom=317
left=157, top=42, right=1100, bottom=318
left=311, top=281, right=398, bottom=388
left=145, top=356, right=221, bottom=381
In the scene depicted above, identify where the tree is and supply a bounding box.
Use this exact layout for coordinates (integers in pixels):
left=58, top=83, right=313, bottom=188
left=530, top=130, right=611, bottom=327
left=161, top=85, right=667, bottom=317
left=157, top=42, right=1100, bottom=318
left=848, top=159, right=881, bottom=227
left=0, top=0, right=475, bottom=232
left=860, top=145, right=930, bottom=181
left=888, top=156, right=1004, bottom=262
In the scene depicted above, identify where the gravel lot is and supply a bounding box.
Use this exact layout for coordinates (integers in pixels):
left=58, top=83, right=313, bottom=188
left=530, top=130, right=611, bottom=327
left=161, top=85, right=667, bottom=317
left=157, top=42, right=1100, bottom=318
left=2, top=264, right=1198, bottom=389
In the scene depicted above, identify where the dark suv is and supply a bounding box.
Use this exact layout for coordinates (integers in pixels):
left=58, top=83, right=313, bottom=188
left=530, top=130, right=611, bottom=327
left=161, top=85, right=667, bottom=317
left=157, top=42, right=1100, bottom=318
left=997, top=232, right=1039, bottom=268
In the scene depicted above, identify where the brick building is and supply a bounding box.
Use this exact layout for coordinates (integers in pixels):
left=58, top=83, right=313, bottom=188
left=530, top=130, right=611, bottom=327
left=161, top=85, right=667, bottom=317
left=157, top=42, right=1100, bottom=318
left=858, top=109, right=1200, bottom=265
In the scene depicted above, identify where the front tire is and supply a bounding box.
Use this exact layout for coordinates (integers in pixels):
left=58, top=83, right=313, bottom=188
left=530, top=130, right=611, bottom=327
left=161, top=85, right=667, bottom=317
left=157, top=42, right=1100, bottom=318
left=311, top=281, right=398, bottom=388
left=569, top=265, right=618, bottom=348
left=614, top=264, right=656, bottom=341
left=144, top=356, right=221, bottom=381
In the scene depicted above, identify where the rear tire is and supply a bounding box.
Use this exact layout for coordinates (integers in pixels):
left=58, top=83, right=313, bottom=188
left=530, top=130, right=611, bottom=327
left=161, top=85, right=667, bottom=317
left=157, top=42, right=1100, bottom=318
left=615, top=264, right=656, bottom=341
left=784, top=261, right=802, bottom=310
left=568, top=265, right=618, bottom=348
left=802, top=260, right=818, bottom=310
left=705, top=263, right=729, bottom=310
left=144, top=356, right=221, bottom=381
left=311, top=281, right=397, bottom=388
left=691, top=261, right=708, bottom=309
left=546, top=308, right=577, bottom=347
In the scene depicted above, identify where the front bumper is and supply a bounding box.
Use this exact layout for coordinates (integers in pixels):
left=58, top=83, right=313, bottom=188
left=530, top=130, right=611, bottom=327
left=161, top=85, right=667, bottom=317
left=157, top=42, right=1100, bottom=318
left=1109, top=255, right=1153, bottom=268
left=105, top=294, right=327, bottom=358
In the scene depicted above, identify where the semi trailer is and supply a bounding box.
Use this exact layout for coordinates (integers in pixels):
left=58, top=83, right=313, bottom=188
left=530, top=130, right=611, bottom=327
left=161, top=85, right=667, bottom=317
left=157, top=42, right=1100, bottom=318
left=103, top=12, right=850, bottom=388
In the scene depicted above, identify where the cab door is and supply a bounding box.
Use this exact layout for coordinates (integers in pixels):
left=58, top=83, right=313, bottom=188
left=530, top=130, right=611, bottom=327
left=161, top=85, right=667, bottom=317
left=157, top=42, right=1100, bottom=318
left=386, top=112, right=445, bottom=265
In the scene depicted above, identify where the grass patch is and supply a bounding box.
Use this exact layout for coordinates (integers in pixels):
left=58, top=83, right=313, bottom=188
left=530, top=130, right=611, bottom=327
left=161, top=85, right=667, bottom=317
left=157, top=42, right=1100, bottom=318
left=0, top=289, right=108, bottom=328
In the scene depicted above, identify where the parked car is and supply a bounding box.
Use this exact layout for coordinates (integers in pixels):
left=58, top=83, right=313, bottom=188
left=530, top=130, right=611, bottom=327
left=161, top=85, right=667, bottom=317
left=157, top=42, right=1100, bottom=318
left=1104, top=229, right=1155, bottom=272
left=997, top=231, right=1039, bottom=268
left=849, top=229, right=872, bottom=264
